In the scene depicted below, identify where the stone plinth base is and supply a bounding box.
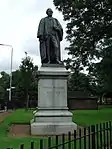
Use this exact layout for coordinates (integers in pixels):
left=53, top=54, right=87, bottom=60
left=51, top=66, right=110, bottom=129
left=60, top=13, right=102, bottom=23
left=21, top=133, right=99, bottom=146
left=30, top=65, right=77, bottom=135
left=31, top=122, right=77, bottom=135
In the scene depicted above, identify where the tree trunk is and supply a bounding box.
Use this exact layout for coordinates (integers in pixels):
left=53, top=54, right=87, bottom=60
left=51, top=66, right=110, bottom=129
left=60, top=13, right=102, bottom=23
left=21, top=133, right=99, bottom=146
left=25, top=88, right=29, bottom=111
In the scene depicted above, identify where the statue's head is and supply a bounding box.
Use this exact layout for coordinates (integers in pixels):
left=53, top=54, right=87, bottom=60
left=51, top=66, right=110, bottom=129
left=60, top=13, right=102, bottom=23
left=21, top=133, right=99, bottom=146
left=46, top=8, right=53, bottom=17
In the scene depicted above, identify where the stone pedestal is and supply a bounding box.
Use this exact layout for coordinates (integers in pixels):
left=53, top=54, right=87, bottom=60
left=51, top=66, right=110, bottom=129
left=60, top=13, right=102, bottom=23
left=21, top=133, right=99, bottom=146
left=31, top=65, right=77, bottom=135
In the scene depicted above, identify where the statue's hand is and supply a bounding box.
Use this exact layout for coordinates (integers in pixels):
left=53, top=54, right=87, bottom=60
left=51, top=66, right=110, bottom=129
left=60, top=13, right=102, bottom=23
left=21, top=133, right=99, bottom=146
left=39, top=35, right=44, bottom=41
left=53, top=26, right=59, bottom=31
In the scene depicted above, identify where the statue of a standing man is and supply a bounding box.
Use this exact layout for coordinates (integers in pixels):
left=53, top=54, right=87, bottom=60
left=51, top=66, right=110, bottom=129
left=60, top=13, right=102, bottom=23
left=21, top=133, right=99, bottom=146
left=37, top=8, right=63, bottom=65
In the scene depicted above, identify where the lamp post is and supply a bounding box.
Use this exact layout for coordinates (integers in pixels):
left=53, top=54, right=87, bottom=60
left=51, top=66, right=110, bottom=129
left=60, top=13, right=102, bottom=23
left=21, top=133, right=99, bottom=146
left=0, top=44, right=13, bottom=101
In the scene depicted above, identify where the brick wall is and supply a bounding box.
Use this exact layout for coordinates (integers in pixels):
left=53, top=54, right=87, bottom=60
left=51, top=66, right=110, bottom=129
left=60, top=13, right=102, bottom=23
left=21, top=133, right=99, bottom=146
left=68, top=98, right=98, bottom=110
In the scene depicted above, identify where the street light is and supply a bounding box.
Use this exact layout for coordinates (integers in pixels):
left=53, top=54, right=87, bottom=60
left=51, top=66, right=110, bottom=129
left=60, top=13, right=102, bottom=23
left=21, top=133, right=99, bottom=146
left=0, top=44, right=13, bottom=101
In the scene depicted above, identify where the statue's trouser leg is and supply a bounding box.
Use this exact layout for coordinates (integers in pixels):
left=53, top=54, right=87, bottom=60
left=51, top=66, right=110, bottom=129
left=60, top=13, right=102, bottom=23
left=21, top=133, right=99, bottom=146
left=46, top=37, right=51, bottom=63
left=40, top=41, right=46, bottom=64
left=51, top=36, right=60, bottom=62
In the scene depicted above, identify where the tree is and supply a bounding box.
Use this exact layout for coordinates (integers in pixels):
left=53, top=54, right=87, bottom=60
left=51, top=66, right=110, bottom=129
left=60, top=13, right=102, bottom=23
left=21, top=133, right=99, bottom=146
left=28, top=65, right=38, bottom=109
left=10, top=70, right=24, bottom=108
left=0, top=58, right=38, bottom=109
left=0, top=71, right=10, bottom=102
left=93, top=54, right=112, bottom=94
left=53, top=0, right=112, bottom=72
left=68, top=72, right=97, bottom=95
left=19, top=55, right=34, bottom=110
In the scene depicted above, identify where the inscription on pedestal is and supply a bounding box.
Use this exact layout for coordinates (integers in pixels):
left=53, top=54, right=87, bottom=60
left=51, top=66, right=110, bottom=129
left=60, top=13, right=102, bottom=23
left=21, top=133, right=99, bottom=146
left=43, top=85, right=65, bottom=106
left=43, top=86, right=65, bottom=95
left=43, top=86, right=64, bottom=89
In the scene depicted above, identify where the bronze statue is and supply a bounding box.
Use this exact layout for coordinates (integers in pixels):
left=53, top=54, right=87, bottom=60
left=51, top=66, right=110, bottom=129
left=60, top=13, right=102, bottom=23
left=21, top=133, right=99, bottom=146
left=37, top=8, right=63, bottom=65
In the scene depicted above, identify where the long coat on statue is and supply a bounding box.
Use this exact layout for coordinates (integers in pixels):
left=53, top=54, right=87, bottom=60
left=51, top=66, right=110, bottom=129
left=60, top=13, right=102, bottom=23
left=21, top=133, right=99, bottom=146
left=37, top=16, right=63, bottom=64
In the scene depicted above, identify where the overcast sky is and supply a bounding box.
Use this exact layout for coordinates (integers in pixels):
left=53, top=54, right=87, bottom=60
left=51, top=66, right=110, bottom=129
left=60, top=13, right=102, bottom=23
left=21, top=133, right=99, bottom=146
left=0, top=0, right=69, bottom=73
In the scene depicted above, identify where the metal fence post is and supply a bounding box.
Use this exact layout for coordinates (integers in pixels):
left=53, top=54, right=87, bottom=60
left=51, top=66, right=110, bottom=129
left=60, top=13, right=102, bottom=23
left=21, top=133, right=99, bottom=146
left=20, top=144, right=24, bottom=149
left=31, top=142, right=34, bottom=149
left=109, top=121, right=112, bottom=148
left=40, top=139, right=44, bottom=149
left=91, top=125, right=96, bottom=149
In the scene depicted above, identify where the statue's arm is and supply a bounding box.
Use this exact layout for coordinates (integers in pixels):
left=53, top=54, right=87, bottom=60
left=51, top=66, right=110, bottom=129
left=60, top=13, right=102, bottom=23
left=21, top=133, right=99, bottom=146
left=37, top=18, right=44, bottom=40
left=55, top=19, right=63, bottom=41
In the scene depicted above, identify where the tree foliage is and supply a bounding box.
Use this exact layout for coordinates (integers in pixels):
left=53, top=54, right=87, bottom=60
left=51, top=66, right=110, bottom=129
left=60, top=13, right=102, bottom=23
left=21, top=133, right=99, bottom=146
left=0, top=56, right=38, bottom=109
left=92, top=43, right=112, bottom=94
left=19, top=56, right=34, bottom=110
left=20, top=56, right=34, bottom=89
left=53, top=0, right=112, bottom=71
left=0, top=72, right=9, bottom=103
left=68, top=72, right=97, bottom=95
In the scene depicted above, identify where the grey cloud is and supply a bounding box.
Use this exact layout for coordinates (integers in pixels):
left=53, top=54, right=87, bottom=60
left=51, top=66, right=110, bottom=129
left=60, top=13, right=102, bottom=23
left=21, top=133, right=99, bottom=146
left=22, top=37, right=40, bottom=56
left=0, top=58, right=19, bottom=73
left=0, top=0, right=69, bottom=72
left=7, top=0, right=54, bottom=16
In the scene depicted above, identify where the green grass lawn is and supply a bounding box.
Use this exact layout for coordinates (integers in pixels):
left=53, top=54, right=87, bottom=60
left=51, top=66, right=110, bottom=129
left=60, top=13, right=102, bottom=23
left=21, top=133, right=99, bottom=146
left=72, top=106, right=112, bottom=126
left=0, top=106, right=112, bottom=149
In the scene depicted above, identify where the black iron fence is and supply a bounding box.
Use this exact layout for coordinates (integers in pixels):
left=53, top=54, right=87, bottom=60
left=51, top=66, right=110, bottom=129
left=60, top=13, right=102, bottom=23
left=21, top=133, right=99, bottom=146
left=7, top=121, right=112, bottom=149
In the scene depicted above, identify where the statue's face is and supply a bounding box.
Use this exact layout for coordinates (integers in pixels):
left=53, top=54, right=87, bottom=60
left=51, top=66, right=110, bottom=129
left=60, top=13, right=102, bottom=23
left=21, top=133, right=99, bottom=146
left=47, top=9, right=53, bottom=17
